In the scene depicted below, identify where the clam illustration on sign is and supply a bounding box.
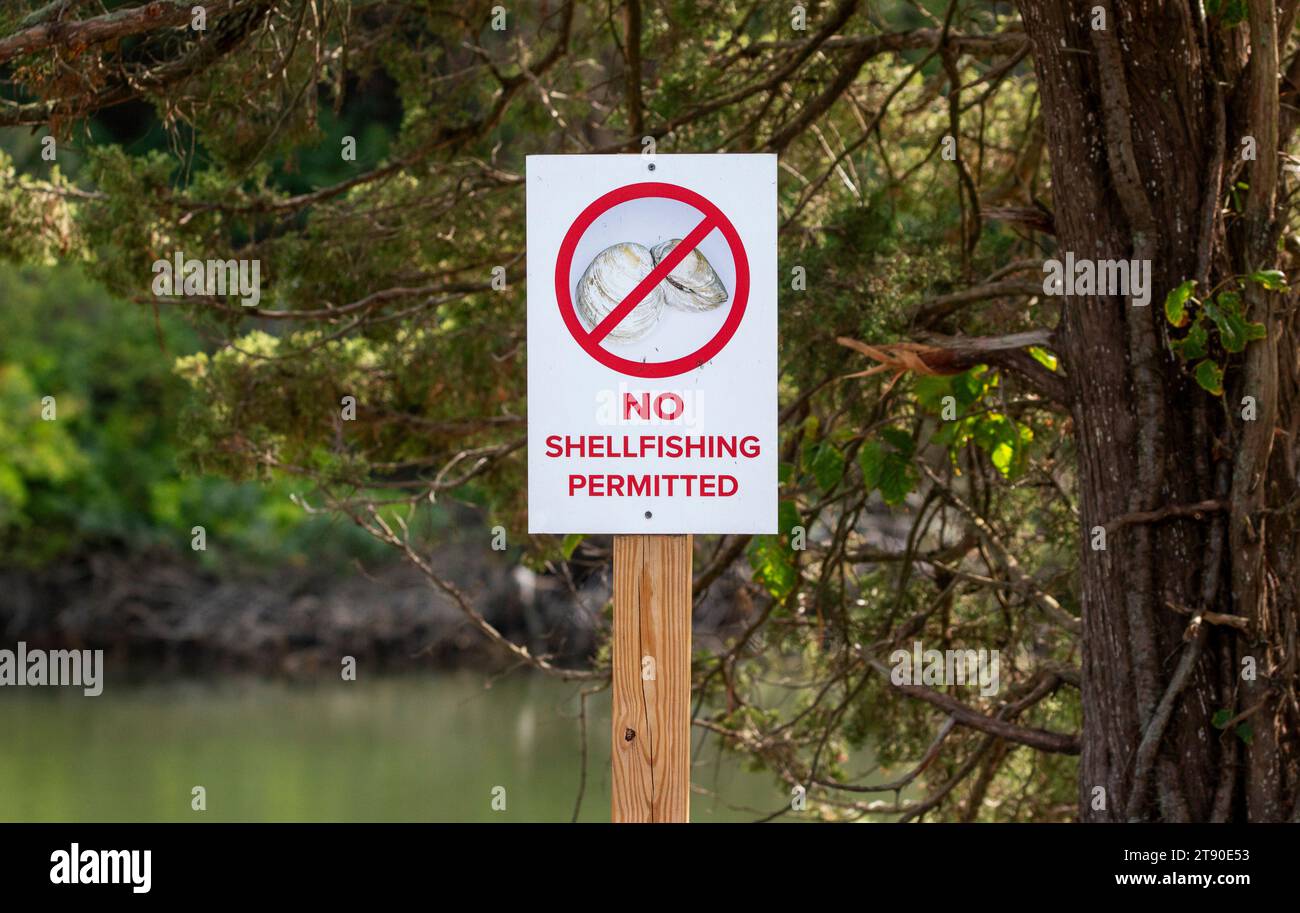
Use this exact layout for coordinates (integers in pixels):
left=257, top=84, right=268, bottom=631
left=574, top=238, right=730, bottom=343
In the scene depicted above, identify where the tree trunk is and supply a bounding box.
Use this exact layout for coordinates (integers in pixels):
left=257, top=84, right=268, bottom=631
left=1018, top=0, right=1298, bottom=821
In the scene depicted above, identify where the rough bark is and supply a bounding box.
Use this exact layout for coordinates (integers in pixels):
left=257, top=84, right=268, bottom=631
left=1018, top=0, right=1298, bottom=821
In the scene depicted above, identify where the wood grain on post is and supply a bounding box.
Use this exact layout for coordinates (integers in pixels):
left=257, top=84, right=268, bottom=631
left=611, top=534, right=692, bottom=822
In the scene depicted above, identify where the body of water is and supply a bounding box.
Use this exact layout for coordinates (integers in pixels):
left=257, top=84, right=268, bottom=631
left=0, top=673, right=785, bottom=822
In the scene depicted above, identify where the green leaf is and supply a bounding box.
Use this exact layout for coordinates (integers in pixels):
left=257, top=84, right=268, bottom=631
left=858, top=440, right=884, bottom=490
left=1235, top=722, right=1254, bottom=745
left=1223, top=0, right=1247, bottom=26
left=912, top=374, right=951, bottom=413
left=930, top=419, right=959, bottom=447
left=858, top=437, right=916, bottom=505
left=972, top=414, right=1013, bottom=452
left=880, top=427, right=915, bottom=459
left=913, top=367, right=988, bottom=413
left=1240, top=320, right=1267, bottom=346
left=1210, top=289, right=1241, bottom=314
left=1207, top=291, right=1266, bottom=353
left=1211, top=709, right=1232, bottom=730
left=1027, top=346, right=1058, bottom=371
left=809, top=442, right=845, bottom=493
left=952, top=367, right=990, bottom=405
left=1163, top=279, right=1195, bottom=327
left=1247, top=269, right=1288, bottom=291
left=1172, top=318, right=1209, bottom=361
left=778, top=461, right=795, bottom=485
left=1195, top=359, right=1225, bottom=396
left=877, top=453, right=917, bottom=505
left=778, top=500, right=801, bottom=540
left=747, top=536, right=796, bottom=601
left=969, top=413, right=1032, bottom=479
left=1000, top=425, right=1034, bottom=478
left=560, top=533, right=583, bottom=559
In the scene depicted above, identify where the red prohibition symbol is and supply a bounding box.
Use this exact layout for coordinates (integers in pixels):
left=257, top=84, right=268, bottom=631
left=554, top=181, right=751, bottom=379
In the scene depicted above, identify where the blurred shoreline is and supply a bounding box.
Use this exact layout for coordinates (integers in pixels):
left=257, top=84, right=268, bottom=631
left=0, top=545, right=601, bottom=678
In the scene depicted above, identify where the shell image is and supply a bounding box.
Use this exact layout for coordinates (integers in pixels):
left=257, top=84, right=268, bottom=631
left=650, top=238, right=729, bottom=311
left=575, top=242, right=666, bottom=342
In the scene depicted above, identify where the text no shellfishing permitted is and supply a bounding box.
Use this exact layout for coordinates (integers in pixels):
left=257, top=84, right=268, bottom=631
left=547, top=431, right=762, bottom=498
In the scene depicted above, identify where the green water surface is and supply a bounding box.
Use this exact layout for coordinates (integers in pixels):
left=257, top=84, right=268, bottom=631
left=0, top=673, right=785, bottom=822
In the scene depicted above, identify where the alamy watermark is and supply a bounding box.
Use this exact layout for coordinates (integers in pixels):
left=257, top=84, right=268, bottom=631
left=595, top=384, right=703, bottom=427
left=1042, top=252, right=1151, bottom=306
left=50, top=844, right=150, bottom=893
left=890, top=640, right=1000, bottom=697
left=152, top=251, right=261, bottom=307
left=0, top=642, right=103, bottom=696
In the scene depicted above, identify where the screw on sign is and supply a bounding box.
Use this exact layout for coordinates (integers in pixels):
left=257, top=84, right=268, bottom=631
left=527, top=155, right=776, bottom=823
left=554, top=182, right=750, bottom=378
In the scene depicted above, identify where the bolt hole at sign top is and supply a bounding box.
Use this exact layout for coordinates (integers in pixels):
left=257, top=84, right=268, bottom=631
left=647, top=163, right=656, bottom=171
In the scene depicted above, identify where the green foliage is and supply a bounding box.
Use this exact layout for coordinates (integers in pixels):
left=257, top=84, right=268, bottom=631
left=1205, top=291, right=1267, bottom=353
left=777, top=499, right=801, bottom=539
left=1195, top=360, right=1225, bottom=397
left=1164, top=279, right=1194, bottom=328
left=0, top=149, right=77, bottom=264
left=1212, top=708, right=1254, bottom=744
left=1172, top=319, right=1209, bottom=361
left=746, top=500, right=804, bottom=602
left=1247, top=269, right=1287, bottom=291
left=974, top=414, right=1033, bottom=477
left=858, top=428, right=919, bottom=504
left=0, top=363, right=85, bottom=547
left=807, top=441, right=846, bottom=494
left=917, top=368, right=1033, bottom=478
left=1027, top=346, right=1058, bottom=371
left=0, top=263, right=381, bottom=567
left=560, top=533, right=583, bottom=559
left=1207, top=0, right=1249, bottom=27
left=748, top=537, right=796, bottom=603
left=1165, top=278, right=1268, bottom=396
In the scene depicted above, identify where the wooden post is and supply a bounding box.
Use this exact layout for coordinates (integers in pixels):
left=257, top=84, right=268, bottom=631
left=611, top=534, right=692, bottom=822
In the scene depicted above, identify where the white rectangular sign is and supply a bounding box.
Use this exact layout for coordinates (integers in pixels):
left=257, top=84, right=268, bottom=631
left=526, top=154, right=777, bottom=534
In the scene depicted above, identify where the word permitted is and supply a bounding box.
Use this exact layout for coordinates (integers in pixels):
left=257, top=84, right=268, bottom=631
left=549, top=392, right=762, bottom=499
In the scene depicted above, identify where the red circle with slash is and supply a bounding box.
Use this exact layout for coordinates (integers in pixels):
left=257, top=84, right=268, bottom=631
left=554, top=181, right=750, bottom=379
